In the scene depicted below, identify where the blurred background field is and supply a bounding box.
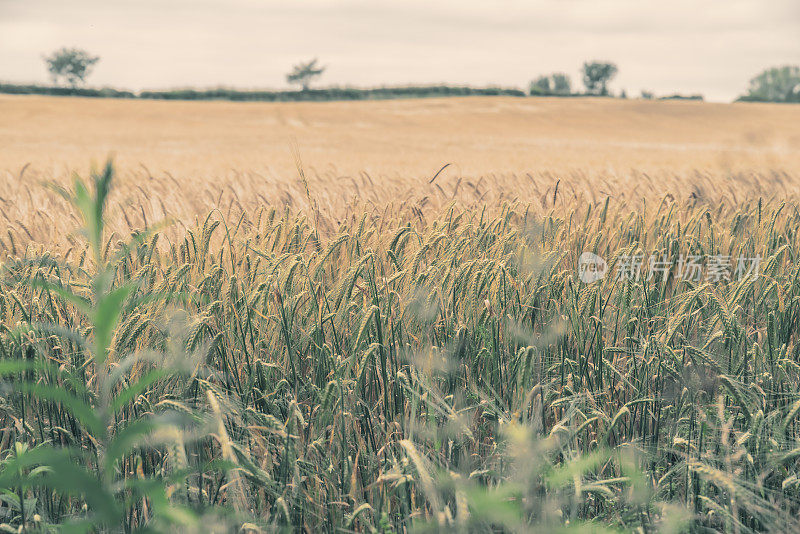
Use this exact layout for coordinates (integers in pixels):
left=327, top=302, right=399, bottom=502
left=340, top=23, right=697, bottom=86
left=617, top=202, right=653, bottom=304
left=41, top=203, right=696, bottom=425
left=2, top=94, right=800, bottom=250
left=4, top=94, right=799, bottom=177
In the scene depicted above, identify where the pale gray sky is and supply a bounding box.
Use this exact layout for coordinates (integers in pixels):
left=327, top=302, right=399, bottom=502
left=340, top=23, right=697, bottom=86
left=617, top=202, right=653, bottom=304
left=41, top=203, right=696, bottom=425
left=1, top=0, right=798, bottom=102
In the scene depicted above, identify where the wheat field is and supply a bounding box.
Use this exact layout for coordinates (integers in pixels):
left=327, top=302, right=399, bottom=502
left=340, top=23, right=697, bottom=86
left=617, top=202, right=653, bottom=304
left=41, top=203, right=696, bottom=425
left=2, top=94, right=800, bottom=249
left=1, top=95, right=800, bottom=532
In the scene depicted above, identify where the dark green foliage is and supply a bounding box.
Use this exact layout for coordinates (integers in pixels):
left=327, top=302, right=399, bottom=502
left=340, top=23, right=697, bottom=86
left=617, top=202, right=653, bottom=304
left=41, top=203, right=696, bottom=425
left=738, top=65, right=800, bottom=103
left=530, top=73, right=572, bottom=96
left=552, top=73, right=571, bottom=94
left=582, top=61, right=618, bottom=95
left=139, top=85, right=527, bottom=101
left=286, top=58, right=325, bottom=91
left=0, top=83, right=135, bottom=98
left=659, top=93, right=704, bottom=101
left=43, top=48, right=100, bottom=88
left=0, top=83, right=525, bottom=102
left=530, top=75, right=551, bottom=95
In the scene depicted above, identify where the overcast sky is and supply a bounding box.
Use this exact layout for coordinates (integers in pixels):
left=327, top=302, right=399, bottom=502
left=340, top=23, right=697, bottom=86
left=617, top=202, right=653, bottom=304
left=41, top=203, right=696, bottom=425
left=1, top=0, right=798, bottom=102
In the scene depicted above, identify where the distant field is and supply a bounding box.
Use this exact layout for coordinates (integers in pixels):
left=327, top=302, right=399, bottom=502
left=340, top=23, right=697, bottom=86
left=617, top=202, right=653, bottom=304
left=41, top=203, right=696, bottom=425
left=2, top=94, right=800, bottom=249
left=3, top=94, right=799, bottom=178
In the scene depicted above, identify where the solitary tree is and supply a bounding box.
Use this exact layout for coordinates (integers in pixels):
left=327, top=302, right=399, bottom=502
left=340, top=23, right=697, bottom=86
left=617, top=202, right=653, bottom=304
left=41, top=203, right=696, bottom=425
left=551, top=73, right=571, bottom=95
left=741, top=65, right=800, bottom=102
left=286, top=58, right=325, bottom=91
left=44, top=47, right=100, bottom=88
left=582, top=61, right=618, bottom=95
left=529, top=75, right=551, bottom=95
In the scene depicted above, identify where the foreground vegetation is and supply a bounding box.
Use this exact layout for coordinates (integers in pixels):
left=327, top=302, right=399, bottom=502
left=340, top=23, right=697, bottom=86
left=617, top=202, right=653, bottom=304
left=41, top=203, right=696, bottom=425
left=1, top=163, right=799, bottom=532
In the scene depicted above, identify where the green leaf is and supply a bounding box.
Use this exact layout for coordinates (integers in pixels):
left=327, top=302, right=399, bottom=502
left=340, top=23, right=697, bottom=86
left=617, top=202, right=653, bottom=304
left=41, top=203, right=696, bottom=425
left=547, top=448, right=610, bottom=488
left=105, top=418, right=156, bottom=470
left=0, top=446, right=121, bottom=525
left=111, top=368, right=171, bottom=413
left=92, top=282, right=134, bottom=365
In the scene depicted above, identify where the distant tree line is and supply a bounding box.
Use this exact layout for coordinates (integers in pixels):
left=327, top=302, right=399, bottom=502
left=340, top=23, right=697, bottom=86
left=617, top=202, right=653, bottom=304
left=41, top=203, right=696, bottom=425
left=526, top=61, right=698, bottom=100
left=0, top=83, right=134, bottom=98
left=526, top=62, right=799, bottom=103
left=139, top=85, right=526, bottom=101
left=0, top=82, right=524, bottom=101
left=529, top=61, right=618, bottom=97
left=2, top=47, right=796, bottom=104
